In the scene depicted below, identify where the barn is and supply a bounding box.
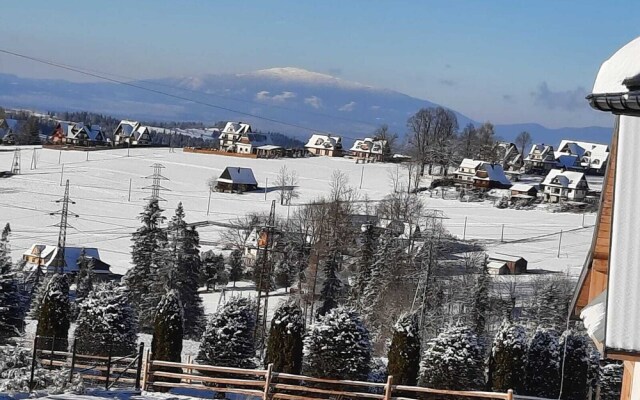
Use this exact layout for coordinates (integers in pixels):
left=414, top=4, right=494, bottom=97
left=215, top=167, right=259, bottom=193
left=487, top=254, right=527, bottom=275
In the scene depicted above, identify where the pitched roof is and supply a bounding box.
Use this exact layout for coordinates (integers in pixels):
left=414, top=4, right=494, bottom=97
left=23, top=244, right=110, bottom=274
left=222, top=121, right=252, bottom=135
left=305, top=133, right=342, bottom=150
left=217, top=167, right=258, bottom=186
left=350, top=138, right=387, bottom=154
left=541, top=169, right=587, bottom=189
left=510, top=183, right=537, bottom=192
left=476, top=163, right=512, bottom=185
left=458, top=158, right=483, bottom=170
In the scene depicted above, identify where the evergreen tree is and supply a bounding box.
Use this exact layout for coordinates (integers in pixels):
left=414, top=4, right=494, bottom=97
left=151, top=290, right=183, bottom=390
left=167, top=203, right=205, bottom=339
left=35, top=274, right=70, bottom=351
left=274, top=258, right=297, bottom=291
left=303, top=307, right=371, bottom=380
left=74, top=249, right=94, bottom=303
left=201, top=251, right=226, bottom=291
left=535, top=278, right=571, bottom=330
left=197, top=297, right=256, bottom=368
left=525, top=327, right=561, bottom=397
left=419, top=325, right=485, bottom=390
left=265, top=301, right=304, bottom=373
left=27, top=267, right=47, bottom=319
left=124, top=199, right=168, bottom=332
left=598, top=363, right=623, bottom=400
left=470, top=259, right=490, bottom=337
left=316, top=247, right=342, bottom=317
left=488, top=321, right=528, bottom=393
left=75, top=282, right=138, bottom=357
left=559, top=330, right=590, bottom=400
left=387, top=312, right=421, bottom=386
left=227, top=249, right=244, bottom=287
left=0, top=224, right=23, bottom=343
left=351, top=224, right=376, bottom=307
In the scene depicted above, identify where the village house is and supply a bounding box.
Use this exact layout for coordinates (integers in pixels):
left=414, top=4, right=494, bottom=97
left=487, top=254, right=528, bottom=275
left=570, top=35, right=640, bottom=400
left=540, top=168, right=589, bottom=203
left=524, top=143, right=556, bottom=174
left=556, top=139, right=610, bottom=175
left=215, top=166, right=259, bottom=193
left=497, top=142, right=523, bottom=171
left=22, top=244, right=112, bottom=278
left=113, top=120, right=152, bottom=146
left=453, top=158, right=512, bottom=190
left=509, top=183, right=538, bottom=201
left=219, top=122, right=251, bottom=152
left=349, top=137, right=387, bottom=162
left=305, top=133, right=343, bottom=157
left=51, top=121, right=106, bottom=146
left=0, top=118, right=19, bottom=145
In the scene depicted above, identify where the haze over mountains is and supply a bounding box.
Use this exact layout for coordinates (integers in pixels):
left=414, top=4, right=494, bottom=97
left=0, top=67, right=612, bottom=145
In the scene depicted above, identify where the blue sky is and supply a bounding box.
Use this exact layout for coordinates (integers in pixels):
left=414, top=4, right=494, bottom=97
left=0, top=0, right=636, bottom=128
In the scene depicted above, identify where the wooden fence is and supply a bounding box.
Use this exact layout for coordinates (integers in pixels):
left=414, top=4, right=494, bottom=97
left=144, top=356, right=515, bottom=400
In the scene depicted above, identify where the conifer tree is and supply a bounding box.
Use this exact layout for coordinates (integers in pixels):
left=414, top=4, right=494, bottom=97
left=197, top=297, right=256, bottom=368
left=124, top=199, right=168, bottom=332
left=303, top=307, right=371, bottom=380
left=227, top=249, right=244, bottom=287
left=488, top=321, right=528, bottom=393
left=202, top=251, right=226, bottom=290
left=535, top=277, right=571, bottom=330
left=274, top=258, right=297, bottom=291
left=559, top=330, right=590, bottom=400
left=75, top=282, right=138, bottom=356
left=598, top=363, right=623, bottom=400
left=419, top=325, right=485, bottom=391
left=316, top=247, right=342, bottom=317
left=525, top=327, right=561, bottom=397
left=151, top=290, right=183, bottom=390
left=167, top=203, right=205, bottom=339
left=351, top=224, right=376, bottom=307
left=0, top=223, right=23, bottom=343
left=265, top=301, right=304, bottom=373
left=35, top=274, right=70, bottom=351
left=470, top=259, right=490, bottom=337
left=74, top=249, right=94, bottom=303
left=387, top=312, right=421, bottom=386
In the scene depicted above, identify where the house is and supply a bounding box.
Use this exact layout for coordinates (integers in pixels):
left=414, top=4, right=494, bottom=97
left=305, top=134, right=343, bottom=157
left=570, top=35, right=640, bottom=400
left=0, top=118, right=19, bottom=144
left=256, top=145, right=284, bottom=158
left=453, top=159, right=512, bottom=190
left=453, top=159, right=483, bottom=187
left=242, top=227, right=284, bottom=264
left=540, top=169, right=589, bottom=203
left=113, top=120, right=152, bottom=146
left=215, top=167, right=258, bottom=193
left=509, top=183, right=538, bottom=200
left=556, top=139, right=610, bottom=175
left=51, top=121, right=106, bottom=146
left=350, top=138, right=387, bottom=162
left=218, top=122, right=252, bottom=152
left=22, top=244, right=112, bottom=278
left=497, top=142, right=523, bottom=171
left=236, top=133, right=272, bottom=155
left=524, top=144, right=556, bottom=174
left=487, top=254, right=527, bottom=275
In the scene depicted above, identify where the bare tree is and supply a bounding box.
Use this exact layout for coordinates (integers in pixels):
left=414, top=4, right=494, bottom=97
left=515, top=131, right=532, bottom=160
left=274, top=165, right=299, bottom=205
left=476, top=122, right=500, bottom=162
left=431, top=108, right=458, bottom=176
left=407, top=108, right=436, bottom=176
left=373, top=124, right=398, bottom=161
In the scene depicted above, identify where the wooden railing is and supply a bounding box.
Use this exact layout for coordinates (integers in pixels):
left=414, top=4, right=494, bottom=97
left=144, top=357, right=514, bottom=400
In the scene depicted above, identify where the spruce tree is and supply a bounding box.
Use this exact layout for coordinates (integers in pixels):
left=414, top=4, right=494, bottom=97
left=470, top=259, right=490, bottom=337
left=274, top=258, right=297, bottom=291
left=525, top=327, right=561, bottom=397
left=352, top=224, right=376, bottom=307
left=167, top=203, right=205, bottom=339
left=419, top=325, right=485, bottom=391
left=488, top=321, right=528, bottom=393
left=74, top=248, right=94, bottom=303
left=303, top=307, right=371, bottom=380
left=202, top=251, right=226, bottom=291
left=316, top=247, right=342, bottom=317
left=0, top=224, right=23, bottom=343
left=227, top=249, right=244, bottom=287
left=559, top=330, right=590, bottom=400
left=124, top=199, right=168, bottom=332
left=598, top=363, right=623, bottom=400
left=265, top=301, right=304, bottom=373
left=387, top=312, right=421, bottom=386
left=151, top=290, right=183, bottom=390
left=535, top=278, right=571, bottom=330
left=35, top=274, right=70, bottom=351
left=75, top=282, right=138, bottom=357
left=197, top=297, right=256, bottom=369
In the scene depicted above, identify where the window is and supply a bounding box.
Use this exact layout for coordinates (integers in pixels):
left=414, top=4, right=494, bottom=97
left=315, top=138, right=324, bottom=146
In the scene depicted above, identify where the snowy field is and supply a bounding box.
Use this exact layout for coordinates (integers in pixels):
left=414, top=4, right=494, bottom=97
left=0, top=146, right=595, bottom=299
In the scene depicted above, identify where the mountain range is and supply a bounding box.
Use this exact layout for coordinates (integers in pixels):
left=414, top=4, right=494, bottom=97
left=0, top=67, right=612, bottom=146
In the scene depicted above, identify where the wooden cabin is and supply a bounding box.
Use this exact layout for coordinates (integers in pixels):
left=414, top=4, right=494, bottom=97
left=215, top=167, right=258, bottom=193
left=487, top=254, right=527, bottom=275
left=305, top=133, right=343, bottom=157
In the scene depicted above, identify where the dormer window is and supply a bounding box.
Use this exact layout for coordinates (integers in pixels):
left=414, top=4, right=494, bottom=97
left=315, top=138, right=325, bottom=146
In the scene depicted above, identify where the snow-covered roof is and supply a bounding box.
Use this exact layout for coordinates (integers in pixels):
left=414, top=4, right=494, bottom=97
left=217, top=167, right=258, bottom=186
left=350, top=138, right=387, bottom=154
left=488, top=253, right=525, bottom=263
left=306, top=133, right=342, bottom=150
left=526, top=143, right=554, bottom=159
left=116, top=120, right=151, bottom=140
left=1, top=118, right=19, bottom=131
left=592, top=36, right=640, bottom=95
left=554, top=153, right=579, bottom=168
left=256, top=145, right=282, bottom=150
left=510, top=183, right=536, bottom=192
left=476, top=164, right=511, bottom=185
left=222, top=121, right=252, bottom=135
left=541, top=169, right=587, bottom=189
left=23, top=244, right=110, bottom=274
left=557, top=140, right=609, bottom=170
left=458, top=158, right=483, bottom=170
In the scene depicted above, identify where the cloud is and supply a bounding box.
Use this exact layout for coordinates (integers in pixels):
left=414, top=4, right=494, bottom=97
left=304, top=96, right=323, bottom=109
left=339, top=101, right=356, bottom=112
left=255, top=90, right=296, bottom=103
left=531, top=82, right=588, bottom=111
left=438, top=79, right=456, bottom=87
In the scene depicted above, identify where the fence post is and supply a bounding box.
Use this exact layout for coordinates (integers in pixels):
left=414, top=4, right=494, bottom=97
left=383, top=375, right=394, bottom=400
left=140, top=350, right=151, bottom=391
left=69, top=338, right=77, bottom=383
left=105, top=342, right=113, bottom=390
left=134, top=342, right=144, bottom=390
left=263, top=363, right=273, bottom=400
left=29, top=336, right=38, bottom=392
left=186, top=355, right=193, bottom=384
left=50, top=335, right=56, bottom=369
left=507, top=389, right=513, bottom=400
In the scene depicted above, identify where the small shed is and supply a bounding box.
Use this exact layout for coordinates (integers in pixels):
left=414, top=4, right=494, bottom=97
left=510, top=183, right=538, bottom=199
left=487, top=254, right=527, bottom=275
left=256, top=145, right=284, bottom=158
left=216, top=167, right=258, bottom=193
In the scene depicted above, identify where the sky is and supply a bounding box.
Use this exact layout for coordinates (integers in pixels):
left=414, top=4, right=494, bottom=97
left=0, top=0, right=637, bottom=128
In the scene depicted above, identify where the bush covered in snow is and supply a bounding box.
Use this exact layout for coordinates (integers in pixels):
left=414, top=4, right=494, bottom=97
left=524, top=327, right=561, bottom=397
left=387, top=312, right=420, bottom=386
left=151, top=290, right=183, bottom=390
left=598, top=362, right=623, bottom=400
left=303, top=307, right=371, bottom=381
left=559, top=330, right=590, bottom=400
left=265, top=301, right=304, bottom=373
left=35, top=273, right=70, bottom=352
left=488, top=321, right=527, bottom=393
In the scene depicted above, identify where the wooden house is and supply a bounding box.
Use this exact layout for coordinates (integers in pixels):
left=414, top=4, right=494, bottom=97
left=305, top=133, right=343, bottom=157
left=570, top=35, right=640, bottom=400
left=52, top=121, right=106, bottom=146
left=350, top=137, right=387, bottom=162
left=556, top=139, right=610, bottom=175
left=509, top=183, right=538, bottom=199
left=524, top=144, right=556, bottom=174
left=113, top=120, right=151, bottom=146
left=453, top=159, right=512, bottom=190
left=215, top=167, right=258, bottom=193
left=0, top=118, right=19, bottom=145
left=22, top=244, right=112, bottom=278
left=497, top=142, right=523, bottom=171
left=540, top=169, right=588, bottom=203
left=487, top=254, right=527, bottom=275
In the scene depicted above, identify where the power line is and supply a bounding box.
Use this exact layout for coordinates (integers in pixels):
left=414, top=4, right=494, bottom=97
left=49, top=179, right=79, bottom=274
left=143, top=163, right=170, bottom=201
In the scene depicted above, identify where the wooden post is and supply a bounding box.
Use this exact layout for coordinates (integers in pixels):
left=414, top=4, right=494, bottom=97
left=207, top=189, right=212, bottom=216
left=60, top=164, right=64, bottom=186
left=557, top=229, right=563, bottom=258
left=506, top=389, right=514, bottom=400
left=359, top=164, right=365, bottom=189
left=186, top=355, right=193, bottom=384
left=58, top=150, right=62, bottom=164
left=86, top=151, right=89, bottom=161
left=383, top=375, right=394, bottom=400
left=134, top=342, right=144, bottom=390
left=140, top=350, right=151, bottom=391
left=105, top=343, right=113, bottom=390
left=501, top=224, right=505, bottom=243
left=50, top=335, right=56, bottom=369
left=69, top=338, right=77, bottom=383
left=463, top=216, right=468, bottom=241
left=263, top=363, right=273, bottom=400
left=128, top=178, right=132, bottom=202
left=264, top=178, right=268, bottom=201
left=29, top=336, right=38, bottom=392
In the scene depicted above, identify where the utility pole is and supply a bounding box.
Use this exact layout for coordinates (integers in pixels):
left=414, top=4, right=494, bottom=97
left=254, top=200, right=276, bottom=353
left=359, top=164, right=364, bottom=189
left=143, top=163, right=170, bottom=201
left=128, top=178, right=132, bottom=202
left=60, top=164, right=65, bottom=186
left=557, top=229, right=563, bottom=258
left=50, top=180, right=79, bottom=274
left=463, top=216, right=468, bottom=241
left=58, top=150, right=62, bottom=164
left=501, top=224, right=505, bottom=243
left=10, top=148, right=20, bottom=175
left=30, top=148, right=37, bottom=170
left=264, top=178, right=268, bottom=201
left=206, top=189, right=212, bottom=216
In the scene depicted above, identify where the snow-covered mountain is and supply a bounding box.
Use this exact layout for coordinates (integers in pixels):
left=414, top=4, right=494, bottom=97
left=0, top=68, right=611, bottom=145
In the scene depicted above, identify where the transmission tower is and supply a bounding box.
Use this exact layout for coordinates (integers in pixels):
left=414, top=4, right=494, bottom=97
left=254, top=200, right=277, bottom=352
left=143, top=163, right=170, bottom=201
left=49, top=180, right=79, bottom=274
left=10, top=148, right=20, bottom=175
